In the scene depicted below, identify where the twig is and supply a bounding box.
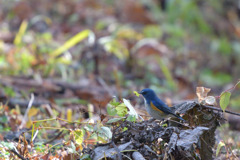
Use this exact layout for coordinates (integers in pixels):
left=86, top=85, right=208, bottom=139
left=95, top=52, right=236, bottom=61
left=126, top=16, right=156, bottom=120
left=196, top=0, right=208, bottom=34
left=32, top=129, right=39, bottom=142
left=167, top=119, right=193, bottom=129
left=19, top=93, right=34, bottom=129
left=201, top=105, right=240, bottom=116
left=43, top=131, right=64, bottom=145
left=10, top=149, right=27, bottom=160
left=225, top=142, right=238, bottom=159
left=215, top=80, right=240, bottom=99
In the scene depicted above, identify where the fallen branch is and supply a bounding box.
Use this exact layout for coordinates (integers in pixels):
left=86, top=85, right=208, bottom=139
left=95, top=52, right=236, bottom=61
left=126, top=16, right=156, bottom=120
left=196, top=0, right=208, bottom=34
left=10, top=149, right=26, bottom=160
left=201, top=105, right=240, bottom=116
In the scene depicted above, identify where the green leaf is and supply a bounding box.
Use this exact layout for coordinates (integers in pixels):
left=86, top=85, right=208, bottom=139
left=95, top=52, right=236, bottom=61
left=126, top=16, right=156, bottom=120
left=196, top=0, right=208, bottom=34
left=106, top=117, right=124, bottom=124
left=84, top=124, right=94, bottom=132
left=109, top=98, right=120, bottom=106
left=51, top=29, right=92, bottom=57
left=74, top=129, right=84, bottom=146
left=126, top=115, right=136, bottom=122
left=123, top=98, right=138, bottom=119
left=68, top=141, right=77, bottom=153
left=14, top=20, right=28, bottom=46
left=133, top=91, right=140, bottom=97
left=89, top=132, right=97, bottom=140
left=116, top=103, right=128, bottom=117
left=107, top=104, right=117, bottom=116
left=216, top=141, right=225, bottom=157
left=220, top=92, right=231, bottom=112
left=99, top=126, right=112, bottom=139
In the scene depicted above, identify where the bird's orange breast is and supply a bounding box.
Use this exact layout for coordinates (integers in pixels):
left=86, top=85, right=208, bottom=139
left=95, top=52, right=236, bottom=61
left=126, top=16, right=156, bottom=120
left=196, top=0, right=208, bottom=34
left=150, top=102, right=164, bottom=114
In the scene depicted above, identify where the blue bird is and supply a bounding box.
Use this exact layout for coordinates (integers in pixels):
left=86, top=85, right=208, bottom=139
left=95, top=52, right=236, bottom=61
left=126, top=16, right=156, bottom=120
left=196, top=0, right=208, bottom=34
left=140, top=88, right=185, bottom=122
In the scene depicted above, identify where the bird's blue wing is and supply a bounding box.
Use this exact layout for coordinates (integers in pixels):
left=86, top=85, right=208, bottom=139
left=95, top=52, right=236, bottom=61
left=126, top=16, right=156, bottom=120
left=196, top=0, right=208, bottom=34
left=151, top=99, right=173, bottom=114
left=152, top=99, right=185, bottom=121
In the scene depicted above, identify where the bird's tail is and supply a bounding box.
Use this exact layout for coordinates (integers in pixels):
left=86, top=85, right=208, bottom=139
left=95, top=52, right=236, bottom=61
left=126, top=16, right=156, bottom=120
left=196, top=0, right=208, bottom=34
left=172, top=114, right=185, bottom=122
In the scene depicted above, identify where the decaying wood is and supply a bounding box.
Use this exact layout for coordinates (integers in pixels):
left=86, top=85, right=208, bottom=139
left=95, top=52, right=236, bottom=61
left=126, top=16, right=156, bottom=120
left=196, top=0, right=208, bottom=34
left=91, top=101, right=223, bottom=159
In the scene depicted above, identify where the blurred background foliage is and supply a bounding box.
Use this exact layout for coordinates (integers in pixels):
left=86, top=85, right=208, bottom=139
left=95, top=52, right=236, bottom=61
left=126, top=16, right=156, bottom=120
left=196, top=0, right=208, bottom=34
left=0, top=0, right=240, bottom=107
left=1, top=0, right=240, bottom=158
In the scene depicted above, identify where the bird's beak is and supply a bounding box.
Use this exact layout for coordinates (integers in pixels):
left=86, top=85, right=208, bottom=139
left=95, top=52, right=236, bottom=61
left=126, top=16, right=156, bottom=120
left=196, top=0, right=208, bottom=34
left=139, top=91, right=143, bottom=94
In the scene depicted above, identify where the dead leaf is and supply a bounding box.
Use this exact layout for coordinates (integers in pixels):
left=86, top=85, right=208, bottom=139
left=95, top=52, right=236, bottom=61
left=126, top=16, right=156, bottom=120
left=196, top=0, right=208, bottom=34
left=196, top=87, right=211, bottom=103
left=205, top=96, right=216, bottom=106
left=117, top=0, right=153, bottom=24
left=28, top=108, right=39, bottom=117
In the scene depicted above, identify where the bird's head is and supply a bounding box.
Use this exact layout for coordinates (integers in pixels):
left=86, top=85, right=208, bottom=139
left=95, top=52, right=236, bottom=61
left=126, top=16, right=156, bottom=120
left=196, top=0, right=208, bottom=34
left=139, top=88, right=157, bottom=101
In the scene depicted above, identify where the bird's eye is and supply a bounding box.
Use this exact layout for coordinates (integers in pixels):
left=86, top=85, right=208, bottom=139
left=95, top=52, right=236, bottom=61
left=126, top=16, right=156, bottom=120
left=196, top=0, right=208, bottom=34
left=141, top=91, right=146, bottom=95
